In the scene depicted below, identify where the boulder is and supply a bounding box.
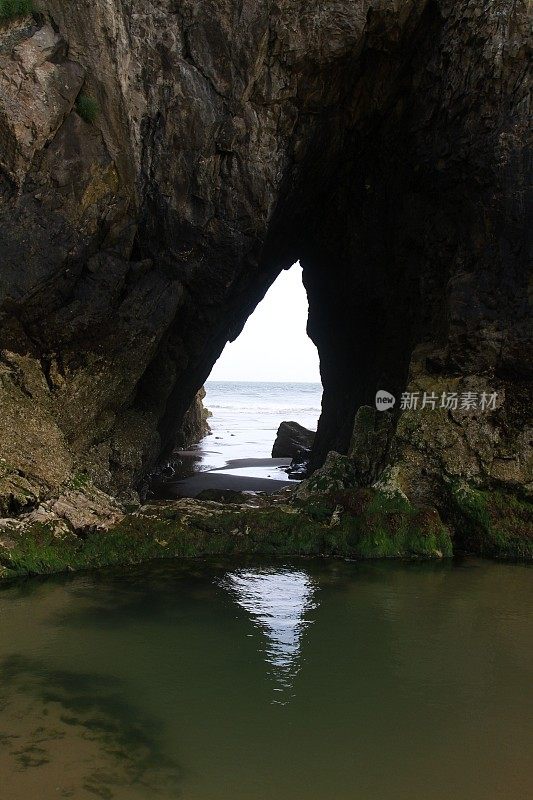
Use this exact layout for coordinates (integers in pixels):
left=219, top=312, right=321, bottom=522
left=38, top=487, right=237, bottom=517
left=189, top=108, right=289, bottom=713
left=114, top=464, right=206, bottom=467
left=272, top=421, right=315, bottom=460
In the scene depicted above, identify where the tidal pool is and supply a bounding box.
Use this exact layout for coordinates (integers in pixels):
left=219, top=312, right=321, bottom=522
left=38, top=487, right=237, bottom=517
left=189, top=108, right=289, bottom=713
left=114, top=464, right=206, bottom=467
left=0, top=558, right=531, bottom=800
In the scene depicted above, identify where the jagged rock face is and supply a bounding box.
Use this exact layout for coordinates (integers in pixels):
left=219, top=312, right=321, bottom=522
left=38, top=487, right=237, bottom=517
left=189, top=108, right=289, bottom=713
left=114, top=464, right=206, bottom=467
left=0, top=1, right=530, bottom=519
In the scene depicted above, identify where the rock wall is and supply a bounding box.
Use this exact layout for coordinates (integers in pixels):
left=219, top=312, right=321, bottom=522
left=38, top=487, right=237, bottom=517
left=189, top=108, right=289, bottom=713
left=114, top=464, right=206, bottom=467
left=0, top=1, right=530, bottom=536
left=175, top=387, right=211, bottom=449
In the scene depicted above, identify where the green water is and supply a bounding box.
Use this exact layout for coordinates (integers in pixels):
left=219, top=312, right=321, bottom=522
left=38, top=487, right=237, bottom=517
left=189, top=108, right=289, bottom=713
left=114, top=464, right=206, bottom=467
left=0, top=558, right=531, bottom=800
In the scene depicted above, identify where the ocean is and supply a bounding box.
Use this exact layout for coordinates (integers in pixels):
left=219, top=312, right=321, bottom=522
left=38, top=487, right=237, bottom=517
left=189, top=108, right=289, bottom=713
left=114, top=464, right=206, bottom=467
left=202, top=381, right=323, bottom=470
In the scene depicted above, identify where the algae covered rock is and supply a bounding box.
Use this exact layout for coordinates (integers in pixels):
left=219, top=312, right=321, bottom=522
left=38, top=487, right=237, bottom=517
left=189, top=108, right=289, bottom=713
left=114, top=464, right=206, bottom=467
left=115, top=491, right=452, bottom=562
left=298, top=487, right=452, bottom=560
left=372, top=465, right=409, bottom=503
left=0, top=487, right=453, bottom=582
left=349, top=406, right=394, bottom=485
left=388, top=373, right=532, bottom=503
left=295, top=452, right=359, bottom=501
left=450, top=484, right=532, bottom=560
left=195, top=489, right=252, bottom=504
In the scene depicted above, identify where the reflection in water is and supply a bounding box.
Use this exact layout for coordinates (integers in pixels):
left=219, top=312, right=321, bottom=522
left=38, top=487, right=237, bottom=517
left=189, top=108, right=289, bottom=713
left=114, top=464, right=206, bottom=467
left=222, top=569, right=317, bottom=699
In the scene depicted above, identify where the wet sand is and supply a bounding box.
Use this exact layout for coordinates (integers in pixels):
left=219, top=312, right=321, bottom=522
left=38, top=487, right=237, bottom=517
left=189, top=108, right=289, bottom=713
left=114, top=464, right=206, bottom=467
left=212, top=457, right=291, bottom=471
left=156, top=457, right=293, bottom=498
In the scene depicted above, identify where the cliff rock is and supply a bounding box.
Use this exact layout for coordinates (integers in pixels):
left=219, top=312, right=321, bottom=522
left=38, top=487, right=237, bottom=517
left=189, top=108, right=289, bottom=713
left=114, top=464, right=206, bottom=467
left=0, top=1, right=530, bottom=554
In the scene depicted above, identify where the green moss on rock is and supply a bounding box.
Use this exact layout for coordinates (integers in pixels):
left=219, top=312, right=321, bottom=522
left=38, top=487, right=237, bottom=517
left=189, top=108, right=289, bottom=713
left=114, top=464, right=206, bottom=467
left=451, top=485, right=533, bottom=560
left=67, top=471, right=91, bottom=491
left=0, top=0, right=33, bottom=22
left=0, top=489, right=453, bottom=581
left=298, top=488, right=452, bottom=559
left=295, top=451, right=359, bottom=500
left=2, top=523, right=77, bottom=576
left=76, top=94, right=99, bottom=124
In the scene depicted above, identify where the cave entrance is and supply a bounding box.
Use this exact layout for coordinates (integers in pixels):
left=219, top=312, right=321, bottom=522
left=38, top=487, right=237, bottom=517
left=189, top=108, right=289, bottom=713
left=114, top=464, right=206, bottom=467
left=156, top=264, right=323, bottom=499
left=205, top=260, right=322, bottom=457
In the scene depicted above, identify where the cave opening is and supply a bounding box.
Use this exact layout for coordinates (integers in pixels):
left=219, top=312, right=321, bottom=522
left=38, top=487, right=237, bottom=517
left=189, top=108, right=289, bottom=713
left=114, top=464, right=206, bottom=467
left=151, top=3, right=447, bottom=485
left=154, top=263, right=324, bottom=497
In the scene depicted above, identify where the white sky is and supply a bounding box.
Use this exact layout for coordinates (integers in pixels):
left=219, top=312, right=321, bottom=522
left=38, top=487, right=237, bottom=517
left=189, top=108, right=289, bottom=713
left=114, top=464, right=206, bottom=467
left=208, top=263, right=321, bottom=383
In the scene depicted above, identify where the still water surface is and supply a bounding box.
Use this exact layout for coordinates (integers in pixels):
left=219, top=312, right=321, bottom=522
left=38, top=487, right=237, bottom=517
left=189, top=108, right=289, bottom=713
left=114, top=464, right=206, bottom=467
left=0, top=558, right=531, bottom=799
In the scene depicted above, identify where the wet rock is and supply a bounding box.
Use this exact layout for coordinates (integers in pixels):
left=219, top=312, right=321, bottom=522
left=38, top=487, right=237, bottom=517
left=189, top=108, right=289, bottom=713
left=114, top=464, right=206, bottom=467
left=272, top=421, right=315, bottom=460
left=295, top=451, right=359, bottom=501
left=286, top=460, right=309, bottom=480
left=449, top=484, right=533, bottom=560
left=8, top=478, right=127, bottom=538
left=49, top=486, right=124, bottom=535
left=174, top=388, right=211, bottom=448
left=349, top=406, right=394, bottom=485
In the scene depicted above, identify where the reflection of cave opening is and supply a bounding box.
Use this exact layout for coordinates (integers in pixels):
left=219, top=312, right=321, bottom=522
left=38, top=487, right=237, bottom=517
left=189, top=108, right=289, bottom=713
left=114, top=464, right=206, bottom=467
left=221, top=568, right=317, bottom=703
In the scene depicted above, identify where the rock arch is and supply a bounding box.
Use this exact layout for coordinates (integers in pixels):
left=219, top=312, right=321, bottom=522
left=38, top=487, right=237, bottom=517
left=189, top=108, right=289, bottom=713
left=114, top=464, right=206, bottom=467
left=0, top=0, right=530, bottom=536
